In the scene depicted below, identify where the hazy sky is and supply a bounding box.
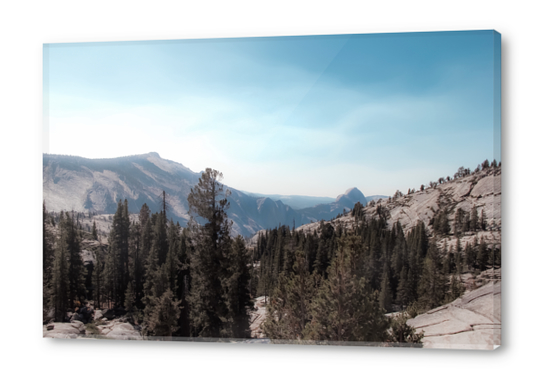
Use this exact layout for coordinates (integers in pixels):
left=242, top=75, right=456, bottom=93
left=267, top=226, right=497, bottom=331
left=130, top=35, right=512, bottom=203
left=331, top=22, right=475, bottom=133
left=44, top=30, right=501, bottom=197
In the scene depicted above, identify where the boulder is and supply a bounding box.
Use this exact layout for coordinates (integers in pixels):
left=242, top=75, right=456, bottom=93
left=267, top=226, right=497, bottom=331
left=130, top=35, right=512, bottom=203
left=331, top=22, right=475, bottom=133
left=43, top=322, right=86, bottom=339
left=102, top=309, right=115, bottom=319
left=94, top=309, right=104, bottom=321
left=70, top=320, right=86, bottom=331
left=101, top=328, right=112, bottom=335
left=71, top=312, right=84, bottom=322
left=101, top=321, right=142, bottom=340
left=80, top=249, right=96, bottom=265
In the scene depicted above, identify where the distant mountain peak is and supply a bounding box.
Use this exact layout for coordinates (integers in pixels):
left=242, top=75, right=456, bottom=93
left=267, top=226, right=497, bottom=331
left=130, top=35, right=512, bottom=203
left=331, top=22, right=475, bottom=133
left=336, top=187, right=366, bottom=204
left=43, top=152, right=371, bottom=237
left=345, top=187, right=362, bottom=197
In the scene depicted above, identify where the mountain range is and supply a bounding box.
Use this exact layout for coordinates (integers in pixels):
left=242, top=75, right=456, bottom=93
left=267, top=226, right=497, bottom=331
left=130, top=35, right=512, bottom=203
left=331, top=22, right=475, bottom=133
left=43, top=152, right=375, bottom=237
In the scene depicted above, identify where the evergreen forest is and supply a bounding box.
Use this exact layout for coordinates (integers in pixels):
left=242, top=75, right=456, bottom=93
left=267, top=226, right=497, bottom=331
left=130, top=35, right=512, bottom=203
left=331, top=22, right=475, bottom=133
left=43, top=161, right=501, bottom=345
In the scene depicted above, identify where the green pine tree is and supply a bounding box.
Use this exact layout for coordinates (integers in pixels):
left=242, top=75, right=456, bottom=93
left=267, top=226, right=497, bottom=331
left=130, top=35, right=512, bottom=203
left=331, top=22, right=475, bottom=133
left=165, top=220, right=180, bottom=295
left=91, top=220, right=98, bottom=240
left=43, top=202, right=55, bottom=321
left=124, top=281, right=136, bottom=312
left=454, top=238, right=463, bottom=273
left=465, top=242, right=475, bottom=270
left=454, top=208, right=464, bottom=236
left=445, top=272, right=465, bottom=303
left=443, top=247, right=452, bottom=275
left=470, top=207, right=479, bottom=232
left=108, top=200, right=131, bottom=306
left=51, top=225, right=70, bottom=321
left=93, top=249, right=104, bottom=309
left=147, top=289, right=182, bottom=339
left=387, top=312, right=424, bottom=345
left=103, top=246, right=115, bottom=309
left=396, top=267, right=410, bottom=307
left=222, top=235, right=252, bottom=338
left=128, top=221, right=144, bottom=309
left=64, top=212, right=87, bottom=308
left=303, top=236, right=389, bottom=343
left=417, top=239, right=445, bottom=310
left=187, top=168, right=234, bottom=338
left=476, top=237, right=488, bottom=270
left=379, top=267, right=393, bottom=313
left=263, top=249, right=317, bottom=341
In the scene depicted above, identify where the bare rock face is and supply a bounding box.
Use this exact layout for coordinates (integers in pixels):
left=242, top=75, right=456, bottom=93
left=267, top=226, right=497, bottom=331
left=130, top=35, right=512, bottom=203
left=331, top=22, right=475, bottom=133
left=80, top=249, right=95, bottom=265
left=43, top=316, right=142, bottom=341
left=96, top=319, right=142, bottom=340
left=296, top=167, right=501, bottom=240
left=43, top=321, right=86, bottom=339
left=93, top=310, right=104, bottom=321
left=368, top=168, right=501, bottom=235
left=407, top=275, right=501, bottom=350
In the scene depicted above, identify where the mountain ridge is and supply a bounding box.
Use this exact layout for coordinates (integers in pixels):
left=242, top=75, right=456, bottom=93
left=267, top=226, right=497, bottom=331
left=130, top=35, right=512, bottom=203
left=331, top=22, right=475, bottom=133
left=297, top=164, right=501, bottom=239
left=43, top=153, right=371, bottom=237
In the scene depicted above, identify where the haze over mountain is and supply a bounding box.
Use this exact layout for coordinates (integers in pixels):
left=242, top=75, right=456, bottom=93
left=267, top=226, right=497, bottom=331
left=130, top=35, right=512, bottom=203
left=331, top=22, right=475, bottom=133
left=299, top=187, right=367, bottom=221
left=43, top=153, right=372, bottom=237
left=240, top=192, right=336, bottom=210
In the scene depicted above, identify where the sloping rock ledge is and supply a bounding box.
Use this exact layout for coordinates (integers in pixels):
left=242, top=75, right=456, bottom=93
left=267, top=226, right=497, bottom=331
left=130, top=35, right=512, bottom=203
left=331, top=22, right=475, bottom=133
left=408, top=277, right=501, bottom=350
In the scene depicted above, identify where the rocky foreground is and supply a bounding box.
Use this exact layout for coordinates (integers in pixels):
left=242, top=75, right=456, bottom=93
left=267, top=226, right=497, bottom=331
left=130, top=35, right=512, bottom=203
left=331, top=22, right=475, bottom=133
left=408, top=269, right=501, bottom=350
left=43, top=312, right=142, bottom=340
left=246, top=269, right=501, bottom=349
left=249, top=296, right=268, bottom=339
left=44, top=274, right=500, bottom=348
left=43, top=320, right=88, bottom=339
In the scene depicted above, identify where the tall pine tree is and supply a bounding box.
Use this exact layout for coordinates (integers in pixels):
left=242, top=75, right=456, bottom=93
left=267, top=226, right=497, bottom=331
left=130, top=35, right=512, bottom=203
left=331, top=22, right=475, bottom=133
left=187, top=168, right=235, bottom=338
left=417, top=238, right=445, bottom=310
left=65, top=212, right=86, bottom=308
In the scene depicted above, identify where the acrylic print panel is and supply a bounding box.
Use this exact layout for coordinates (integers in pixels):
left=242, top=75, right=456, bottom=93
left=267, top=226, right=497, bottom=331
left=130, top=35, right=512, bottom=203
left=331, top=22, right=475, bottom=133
left=42, top=30, right=501, bottom=349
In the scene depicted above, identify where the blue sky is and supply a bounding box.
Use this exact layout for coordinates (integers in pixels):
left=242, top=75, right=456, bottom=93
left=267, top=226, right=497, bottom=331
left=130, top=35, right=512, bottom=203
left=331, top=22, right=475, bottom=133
left=44, top=30, right=501, bottom=197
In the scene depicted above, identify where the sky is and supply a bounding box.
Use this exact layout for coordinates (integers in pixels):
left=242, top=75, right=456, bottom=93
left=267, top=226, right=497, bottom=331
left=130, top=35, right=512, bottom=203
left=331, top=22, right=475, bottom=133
left=43, top=30, right=501, bottom=197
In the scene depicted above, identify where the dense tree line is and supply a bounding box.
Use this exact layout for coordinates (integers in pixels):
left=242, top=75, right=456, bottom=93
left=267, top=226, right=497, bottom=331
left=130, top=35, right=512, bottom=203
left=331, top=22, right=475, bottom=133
left=43, top=160, right=501, bottom=344
left=255, top=203, right=500, bottom=343
left=45, top=208, right=87, bottom=322
left=44, top=169, right=252, bottom=340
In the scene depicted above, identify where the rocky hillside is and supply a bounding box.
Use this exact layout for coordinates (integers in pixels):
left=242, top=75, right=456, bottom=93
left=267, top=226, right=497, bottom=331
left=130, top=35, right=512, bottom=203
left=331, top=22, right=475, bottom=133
left=407, top=268, right=501, bottom=349
left=43, top=152, right=198, bottom=217
left=297, top=165, right=501, bottom=248
left=290, top=163, right=502, bottom=348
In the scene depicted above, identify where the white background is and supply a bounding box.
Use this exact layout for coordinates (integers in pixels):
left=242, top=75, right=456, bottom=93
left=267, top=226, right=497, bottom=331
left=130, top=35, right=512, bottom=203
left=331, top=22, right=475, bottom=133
left=0, top=1, right=539, bottom=378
